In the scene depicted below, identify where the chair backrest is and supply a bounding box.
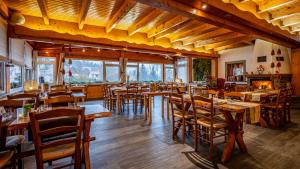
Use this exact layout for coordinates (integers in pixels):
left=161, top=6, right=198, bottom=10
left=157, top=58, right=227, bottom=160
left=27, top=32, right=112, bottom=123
left=48, top=91, right=72, bottom=98
left=126, top=86, right=138, bottom=95
left=44, top=95, right=75, bottom=107
left=176, top=86, right=187, bottom=94
left=169, top=93, right=184, bottom=115
left=276, top=89, right=287, bottom=106
left=0, top=100, right=23, bottom=112
left=50, top=85, right=67, bottom=92
left=191, top=95, right=215, bottom=127
left=29, top=107, right=84, bottom=168
left=7, top=93, right=40, bottom=108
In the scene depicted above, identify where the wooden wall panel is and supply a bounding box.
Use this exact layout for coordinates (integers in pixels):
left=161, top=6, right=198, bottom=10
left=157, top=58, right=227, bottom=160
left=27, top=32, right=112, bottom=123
left=86, top=84, right=104, bottom=99
left=291, top=48, right=300, bottom=96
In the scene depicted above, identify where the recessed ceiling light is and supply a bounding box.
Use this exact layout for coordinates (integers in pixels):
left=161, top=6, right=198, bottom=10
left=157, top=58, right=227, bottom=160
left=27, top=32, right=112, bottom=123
left=97, top=48, right=100, bottom=52
left=201, top=3, right=208, bottom=10
left=46, top=51, right=49, bottom=54
left=82, top=48, right=86, bottom=52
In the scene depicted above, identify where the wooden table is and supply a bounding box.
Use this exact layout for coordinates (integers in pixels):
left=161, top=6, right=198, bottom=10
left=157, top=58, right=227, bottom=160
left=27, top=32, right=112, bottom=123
left=142, top=91, right=171, bottom=125
left=8, top=106, right=112, bottom=169
left=72, top=92, right=86, bottom=103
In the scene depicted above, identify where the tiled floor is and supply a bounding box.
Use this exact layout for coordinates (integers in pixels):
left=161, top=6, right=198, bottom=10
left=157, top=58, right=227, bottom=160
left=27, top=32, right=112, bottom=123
left=24, top=97, right=300, bottom=169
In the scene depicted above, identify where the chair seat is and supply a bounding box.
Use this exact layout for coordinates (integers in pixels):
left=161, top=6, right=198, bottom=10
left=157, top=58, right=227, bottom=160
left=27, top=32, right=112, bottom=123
left=6, top=135, right=25, bottom=148
left=195, top=108, right=211, bottom=115
left=197, top=117, right=228, bottom=129
left=174, top=111, right=194, bottom=119
left=0, top=151, right=14, bottom=168
left=42, top=143, right=76, bottom=162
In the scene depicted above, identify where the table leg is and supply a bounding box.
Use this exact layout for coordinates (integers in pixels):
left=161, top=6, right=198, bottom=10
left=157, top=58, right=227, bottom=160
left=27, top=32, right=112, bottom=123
left=144, top=95, right=148, bottom=121
left=162, top=96, right=164, bottom=118
left=83, top=142, right=91, bottom=169
left=235, top=113, right=247, bottom=153
left=149, top=96, right=152, bottom=125
left=117, top=93, right=121, bottom=114
left=167, top=97, right=170, bottom=120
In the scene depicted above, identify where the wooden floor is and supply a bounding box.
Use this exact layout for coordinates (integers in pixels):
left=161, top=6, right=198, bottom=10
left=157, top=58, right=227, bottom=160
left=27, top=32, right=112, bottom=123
left=24, top=97, right=300, bottom=169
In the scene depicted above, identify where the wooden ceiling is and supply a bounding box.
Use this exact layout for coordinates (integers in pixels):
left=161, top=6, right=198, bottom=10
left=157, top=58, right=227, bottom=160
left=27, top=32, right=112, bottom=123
left=3, top=0, right=300, bottom=57
left=224, top=0, right=300, bottom=35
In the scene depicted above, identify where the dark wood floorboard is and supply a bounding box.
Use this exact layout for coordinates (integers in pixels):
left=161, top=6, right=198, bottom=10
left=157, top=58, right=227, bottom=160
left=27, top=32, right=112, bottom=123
left=23, top=97, right=300, bottom=169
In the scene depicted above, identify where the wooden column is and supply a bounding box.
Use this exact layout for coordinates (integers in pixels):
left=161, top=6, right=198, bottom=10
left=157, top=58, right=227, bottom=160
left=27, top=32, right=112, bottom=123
left=291, top=48, right=300, bottom=96
left=188, top=57, right=193, bottom=82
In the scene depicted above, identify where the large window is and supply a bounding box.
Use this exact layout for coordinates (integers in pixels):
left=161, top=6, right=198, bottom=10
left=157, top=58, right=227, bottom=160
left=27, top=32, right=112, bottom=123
left=126, top=62, right=138, bottom=82
left=139, top=63, right=162, bottom=82
left=193, top=58, right=211, bottom=81
left=105, top=61, right=119, bottom=82
left=165, top=64, right=174, bottom=82
left=177, top=59, right=188, bottom=83
left=0, top=62, right=5, bottom=94
left=64, top=59, right=103, bottom=84
left=10, top=64, right=22, bottom=92
left=37, top=57, right=56, bottom=84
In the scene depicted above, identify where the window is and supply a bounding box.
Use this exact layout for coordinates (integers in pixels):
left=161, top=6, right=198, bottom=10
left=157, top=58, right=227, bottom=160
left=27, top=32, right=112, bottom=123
left=105, top=61, right=119, bottom=82
left=37, top=57, right=56, bottom=84
left=25, top=68, right=33, bottom=81
left=192, top=58, right=211, bottom=81
left=126, top=62, right=138, bottom=82
left=10, top=64, right=22, bottom=92
left=165, top=64, right=174, bottom=82
left=0, top=62, right=5, bottom=94
left=177, top=59, right=188, bottom=83
left=64, top=59, right=103, bottom=84
left=139, top=63, right=162, bottom=82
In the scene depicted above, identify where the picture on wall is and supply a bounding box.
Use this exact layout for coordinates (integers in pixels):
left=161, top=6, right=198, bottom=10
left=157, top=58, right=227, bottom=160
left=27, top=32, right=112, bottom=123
left=192, top=58, right=211, bottom=81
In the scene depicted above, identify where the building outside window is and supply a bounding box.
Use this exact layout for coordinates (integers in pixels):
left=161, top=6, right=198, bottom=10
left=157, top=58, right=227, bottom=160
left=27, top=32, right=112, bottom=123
left=139, top=63, right=162, bottom=82
left=165, top=64, right=174, bottom=82
left=177, top=59, right=188, bottom=83
left=9, top=64, right=22, bottom=92
left=105, top=61, right=119, bottom=82
left=64, top=59, right=103, bottom=84
left=37, top=57, right=56, bottom=84
left=126, top=62, right=138, bottom=82
left=0, top=62, right=5, bottom=95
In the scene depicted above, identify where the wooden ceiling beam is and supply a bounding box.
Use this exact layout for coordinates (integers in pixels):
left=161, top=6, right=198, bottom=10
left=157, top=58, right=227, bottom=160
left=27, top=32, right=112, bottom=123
left=37, top=0, right=49, bottom=25
left=195, top=32, right=245, bottom=48
left=281, top=15, right=300, bottom=27
left=204, top=36, right=252, bottom=50
left=239, top=0, right=251, bottom=3
left=155, top=19, right=192, bottom=40
left=269, top=5, right=300, bottom=22
left=106, top=0, right=136, bottom=33
left=0, top=0, right=8, bottom=18
left=128, top=8, right=162, bottom=36
left=183, top=29, right=231, bottom=46
left=78, top=0, right=92, bottom=30
left=170, top=24, right=215, bottom=43
left=257, top=0, right=298, bottom=13
left=147, top=15, right=189, bottom=38
left=136, top=0, right=300, bottom=47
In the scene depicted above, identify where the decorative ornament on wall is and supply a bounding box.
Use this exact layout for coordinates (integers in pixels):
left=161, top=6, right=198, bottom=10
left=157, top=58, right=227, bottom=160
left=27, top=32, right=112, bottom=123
left=271, top=62, right=275, bottom=68
left=257, top=65, right=264, bottom=74
left=277, top=47, right=281, bottom=55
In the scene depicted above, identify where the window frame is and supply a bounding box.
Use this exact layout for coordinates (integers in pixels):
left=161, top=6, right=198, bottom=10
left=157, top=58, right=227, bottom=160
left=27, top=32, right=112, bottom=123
left=0, top=62, right=5, bottom=95
left=9, top=64, right=23, bottom=93
left=104, top=61, right=120, bottom=82
left=126, top=62, right=139, bottom=82
left=164, top=64, right=174, bottom=82
left=37, top=57, right=56, bottom=85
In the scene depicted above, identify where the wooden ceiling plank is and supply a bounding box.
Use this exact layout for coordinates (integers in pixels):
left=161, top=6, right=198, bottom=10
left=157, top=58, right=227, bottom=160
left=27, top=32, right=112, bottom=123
left=37, top=0, right=49, bottom=25
left=170, top=23, right=215, bottom=43
left=147, top=15, right=189, bottom=38
left=136, top=0, right=299, bottom=48
left=128, top=8, right=162, bottom=36
left=204, top=36, right=251, bottom=50
left=281, top=15, right=300, bottom=27
left=155, top=19, right=192, bottom=40
left=269, top=5, right=300, bottom=22
left=0, top=0, right=8, bottom=18
left=78, top=0, right=92, bottom=30
left=183, top=29, right=231, bottom=46
left=257, top=0, right=298, bottom=13
left=239, top=0, right=251, bottom=3
left=215, top=42, right=249, bottom=51
left=195, top=32, right=245, bottom=48
left=106, top=0, right=136, bottom=33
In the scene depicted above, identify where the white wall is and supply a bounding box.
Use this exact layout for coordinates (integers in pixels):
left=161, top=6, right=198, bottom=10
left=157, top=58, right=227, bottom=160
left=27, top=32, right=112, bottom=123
left=218, top=39, right=291, bottom=79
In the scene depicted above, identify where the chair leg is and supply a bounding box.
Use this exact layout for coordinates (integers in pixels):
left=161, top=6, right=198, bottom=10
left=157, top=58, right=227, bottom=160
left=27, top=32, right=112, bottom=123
left=209, top=130, right=214, bottom=160
left=17, top=144, right=23, bottom=169
left=182, top=118, right=186, bottom=144
left=195, top=124, right=198, bottom=152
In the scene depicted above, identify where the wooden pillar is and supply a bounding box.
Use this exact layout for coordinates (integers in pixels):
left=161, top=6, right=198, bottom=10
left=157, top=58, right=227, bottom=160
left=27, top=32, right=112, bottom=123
left=188, top=57, right=193, bottom=82
left=291, top=48, right=300, bottom=96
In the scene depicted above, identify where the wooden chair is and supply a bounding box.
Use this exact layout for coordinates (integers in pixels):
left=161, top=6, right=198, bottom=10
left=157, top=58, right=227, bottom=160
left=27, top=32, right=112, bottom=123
left=29, top=107, right=85, bottom=169
left=286, top=87, right=294, bottom=123
left=170, top=93, right=194, bottom=144
left=191, top=95, right=228, bottom=160
left=0, top=115, right=17, bottom=169
left=261, top=89, right=287, bottom=128
left=121, top=86, right=139, bottom=112
left=44, top=95, right=75, bottom=107
left=107, top=86, right=117, bottom=111
left=103, top=84, right=110, bottom=108
left=7, top=93, right=40, bottom=109
left=0, top=100, right=25, bottom=168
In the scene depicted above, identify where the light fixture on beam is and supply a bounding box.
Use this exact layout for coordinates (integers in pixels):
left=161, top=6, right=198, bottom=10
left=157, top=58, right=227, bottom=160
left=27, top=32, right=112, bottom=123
left=201, top=3, right=208, bottom=10
left=82, top=48, right=86, bottom=52
left=45, top=51, right=49, bottom=54
left=97, top=48, right=101, bottom=52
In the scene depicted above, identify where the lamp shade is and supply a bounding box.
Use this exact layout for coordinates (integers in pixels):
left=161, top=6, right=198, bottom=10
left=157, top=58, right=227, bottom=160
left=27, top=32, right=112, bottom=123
left=24, top=80, right=38, bottom=92
left=10, top=12, right=25, bottom=25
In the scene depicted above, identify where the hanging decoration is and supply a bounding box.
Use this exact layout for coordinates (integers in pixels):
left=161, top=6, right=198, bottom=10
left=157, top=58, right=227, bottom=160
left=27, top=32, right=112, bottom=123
left=271, top=43, right=275, bottom=56
left=271, top=62, right=275, bottom=68
left=277, top=47, right=281, bottom=55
